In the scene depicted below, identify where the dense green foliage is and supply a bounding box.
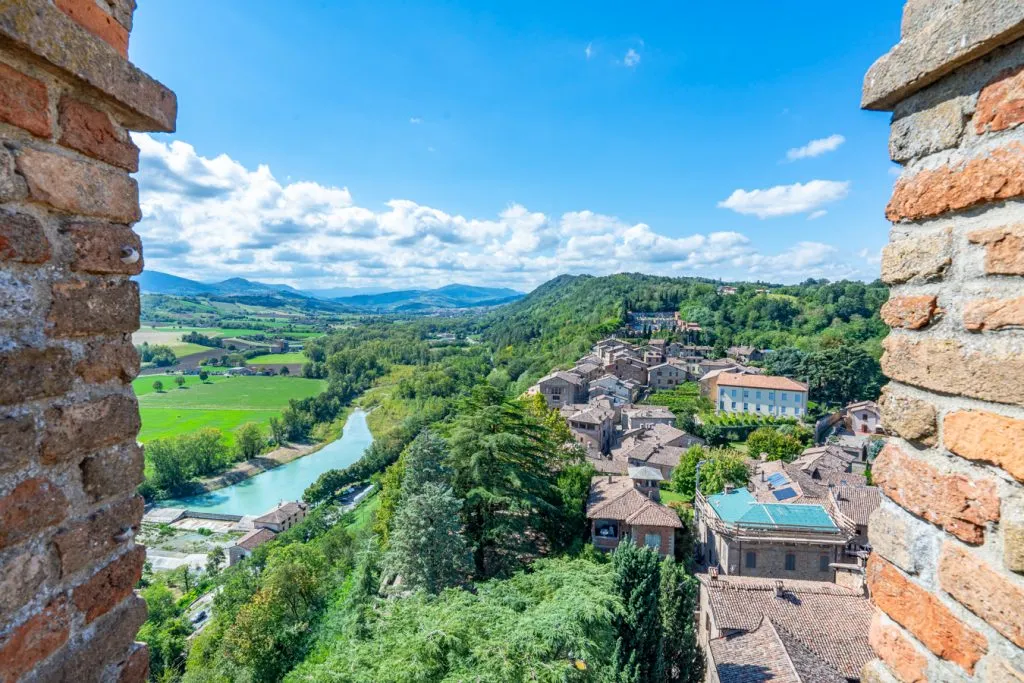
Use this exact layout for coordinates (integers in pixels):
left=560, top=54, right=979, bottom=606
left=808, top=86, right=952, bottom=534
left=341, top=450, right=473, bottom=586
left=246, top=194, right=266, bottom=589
left=138, top=342, right=178, bottom=366
left=611, top=542, right=664, bottom=682
left=746, top=426, right=805, bottom=461
left=670, top=445, right=750, bottom=499
left=763, top=345, right=885, bottom=408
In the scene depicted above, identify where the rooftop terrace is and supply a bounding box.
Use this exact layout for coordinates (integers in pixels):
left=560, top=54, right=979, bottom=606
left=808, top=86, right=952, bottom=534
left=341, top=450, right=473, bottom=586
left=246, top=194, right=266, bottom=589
left=705, top=487, right=838, bottom=532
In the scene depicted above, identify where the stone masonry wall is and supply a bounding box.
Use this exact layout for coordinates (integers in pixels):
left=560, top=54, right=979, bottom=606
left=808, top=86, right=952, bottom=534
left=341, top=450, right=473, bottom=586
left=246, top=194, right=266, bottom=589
left=862, top=2, right=1024, bottom=682
left=0, top=2, right=175, bottom=682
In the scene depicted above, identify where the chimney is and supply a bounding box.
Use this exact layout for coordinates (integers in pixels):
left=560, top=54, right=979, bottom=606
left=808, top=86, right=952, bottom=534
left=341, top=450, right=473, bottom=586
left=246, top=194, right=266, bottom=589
left=607, top=474, right=613, bottom=484
left=774, top=580, right=785, bottom=598
left=724, top=484, right=734, bottom=494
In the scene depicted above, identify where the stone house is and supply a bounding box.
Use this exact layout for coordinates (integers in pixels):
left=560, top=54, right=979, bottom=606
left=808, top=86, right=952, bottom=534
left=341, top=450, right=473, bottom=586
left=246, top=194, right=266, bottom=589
left=844, top=400, right=882, bottom=434
left=715, top=374, right=809, bottom=417
left=828, top=485, right=881, bottom=554
left=536, top=370, right=588, bottom=408
left=647, top=361, right=685, bottom=390
left=563, top=405, right=616, bottom=455
left=606, top=356, right=649, bottom=386
left=587, top=471, right=682, bottom=557
left=254, top=501, right=308, bottom=533
left=572, top=360, right=604, bottom=383
left=726, top=345, right=764, bottom=363
left=621, top=405, right=676, bottom=431
left=589, top=374, right=641, bottom=405
left=227, top=527, right=276, bottom=566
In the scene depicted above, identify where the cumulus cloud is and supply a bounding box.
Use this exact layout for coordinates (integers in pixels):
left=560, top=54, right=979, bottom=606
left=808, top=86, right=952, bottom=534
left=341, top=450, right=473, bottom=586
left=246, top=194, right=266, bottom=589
left=624, top=48, right=640, bottom=67
left=133, top=134, right=869, bottom=289
left=786, top=134, right=845, bottom=160
left=807, top=210, right=827, bottom=220
left=718, top=180, right=850, bottom=218
left=409, top=117, right=423, bottom=124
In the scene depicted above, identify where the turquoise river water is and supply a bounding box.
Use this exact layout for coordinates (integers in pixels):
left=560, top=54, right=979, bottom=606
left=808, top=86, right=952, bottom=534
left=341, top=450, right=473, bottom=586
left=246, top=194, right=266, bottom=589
left=158, top=408, right=374, bottom=516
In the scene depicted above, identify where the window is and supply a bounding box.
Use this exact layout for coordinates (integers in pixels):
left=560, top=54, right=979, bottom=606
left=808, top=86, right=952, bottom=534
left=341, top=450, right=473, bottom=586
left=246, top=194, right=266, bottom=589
left=795, top=394, right=801, bottom=404
left=768, top=391, right=774, bottom=400
left=820, top=555, right=830, bottom=572
left=743, top=403, right=748, bottom=411
left=785, top=553, right=796, bottom=571
left=781, top=392, right=788, bottom=401
left=644, top=533, right=661, bottom=550
left=755, top=391, right=761, bottom=399
left=594, top=520, right=618, bottom=539
left=731, top=389, right=737, bottom=398
left=745, top=551, right=757, bottom=569
left=719, top=401, right=724, bottom=410
left=743, top=390, right=749, bottom=398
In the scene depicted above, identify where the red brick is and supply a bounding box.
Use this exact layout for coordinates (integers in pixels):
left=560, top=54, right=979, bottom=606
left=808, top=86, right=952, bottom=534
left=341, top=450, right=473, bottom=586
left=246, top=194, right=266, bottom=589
left=974, top=64, right=1024, bottom=135
left=868, top=612, right=928, bottom=683
left=0, top=597, right=70, bottom=683
left=944, top=410, right=1024, bottom=482
left=55, top=0, right=129, bottom=57
left=42, top=394, right=140, bottom=465
left=72, top=545, right=144, bottom=624
left=0, top=62, right=50, bottom=138
left=873, top=442, right=1000, bottom=544
left=52, top=495, right=143, bottom=577
left=881, top=295, right=939, bottom=329
left=0, top=210, right=50, bottom=264
left=58, top=96, right=139, bottom=171
left=963, top=296, right=1024, bottom=333
left=939, top=542, right=1024, bottom=648
left=48, top=279, right=140, bottom=338
left=867, top=555, right=987, bottom=674
left=967, top=225, right=1024, bottom=276
left=886, top=142, right=1024, bottom=222
left=0, top=478, right=68, bottom=550
left=62, top=221, right=143, bottom=275
left=79, top=441, right=144, bottom=502
left=16, top=147, right=140, bottom=223
left=75, top=337, right=140, bottom=384
left=0, top=415, right=38, bottom=475
left=0, top=346, right=73, bottom=406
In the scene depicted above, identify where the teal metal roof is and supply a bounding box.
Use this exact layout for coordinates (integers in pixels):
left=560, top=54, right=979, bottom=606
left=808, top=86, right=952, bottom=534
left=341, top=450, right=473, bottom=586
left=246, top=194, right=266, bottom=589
left=706, top=488, right=838, bottom=531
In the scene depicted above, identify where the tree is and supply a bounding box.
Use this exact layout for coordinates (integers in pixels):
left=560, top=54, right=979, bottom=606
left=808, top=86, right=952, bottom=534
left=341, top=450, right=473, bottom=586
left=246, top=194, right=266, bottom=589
left=268, top=416, right=287, bottom=447
left=206, top=547, right=225, bottom=575
left=660, top=557, right=704, bottom=683
left=671, top=446, right=748, bottom=498
left=746, top=427, right=803, bottom=462
left=175, top=375, right=186, bottom=389
left=384, top=482, right=473, bottom=594
left=198, top=369, right=210, bottom=382
left=611, top=541, right=664, bottom=683
left=152, top=379, right=165, bottom=393
left=280, top=365, right=290, bottom=376
left=147, top=438, right=188, bottom=492
left=235, top=422, right=265, bottom=460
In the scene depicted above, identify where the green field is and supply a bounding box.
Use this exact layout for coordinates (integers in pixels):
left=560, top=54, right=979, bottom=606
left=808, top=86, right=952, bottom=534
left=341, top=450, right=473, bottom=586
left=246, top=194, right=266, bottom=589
left=247, top=352, right=307, bottom=365
left=133, top=374, right=327, bottom=443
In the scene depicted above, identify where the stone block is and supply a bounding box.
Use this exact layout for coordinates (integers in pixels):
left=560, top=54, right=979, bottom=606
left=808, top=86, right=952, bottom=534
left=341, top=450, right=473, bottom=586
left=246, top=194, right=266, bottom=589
left=0, top=210, right=51, bottom=264
left=0, top=346, right=73, bottom=406
left=879, top=386, right=937, bottom=446
left=880, top=229, right=951, bottom=284
left=887, top=143, right=1024, bottom=222
left=62, top=221, right=143, bottom=275
left=938, top=542, right=1024, bottom=647
left=964, top=296, right=1024, bottom=332
left=868, top=612, right=929, bottom=683
left=117, top=644, right=149, bottom=683
left=41, top=393, right=140, bottom=465
left=0, top=62, right=50, bottom=138
left=54, top=0, right=129, bottom=57
left=880, top=295, right=939, bottom=329
left=967, top=225, right=1024, bottom=276
left=890, top=98, right=965, bottom=163
left=79, top=441, right=143, bottom=502
left=867, top=555, right=987, bottom=674
left=0, top=544, right=56, bottom=618
left=52, top=495, right=142, bottom=578
left=944, top=409, right=1024, bottom=482
left=48, top=279, right=140, bottom=338
left=0, top=415, right=38, bottom=474
left=974, top=64, right=1024, bottom=134
left=873, top=442, right=1000, bottom=544
left=0, top=145, right=27, bottom=202
left=72, top=545, right=144, bottom=624
left=1007, top=518, right=1024, bottom=573
left=16, top=147, right=140, bottom=223
left=0, top=597, right=70, bottom=683
left=0, top=478, right=68, bottom=550
left=75, top=337, right=139, bottom=384
left=58, top=96, right=139, bottom=171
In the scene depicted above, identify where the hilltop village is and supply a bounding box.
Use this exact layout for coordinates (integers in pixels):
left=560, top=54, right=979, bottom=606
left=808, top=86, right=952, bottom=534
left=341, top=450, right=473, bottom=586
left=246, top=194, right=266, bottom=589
left=529, top=321, right=886, bottom=682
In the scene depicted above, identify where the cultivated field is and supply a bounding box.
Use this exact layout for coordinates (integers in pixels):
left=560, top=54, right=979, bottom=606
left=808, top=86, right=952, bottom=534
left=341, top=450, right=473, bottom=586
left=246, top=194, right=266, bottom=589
left=133, top=374, right=327, bottom=443
left=246, top=351, right=307, bottom=365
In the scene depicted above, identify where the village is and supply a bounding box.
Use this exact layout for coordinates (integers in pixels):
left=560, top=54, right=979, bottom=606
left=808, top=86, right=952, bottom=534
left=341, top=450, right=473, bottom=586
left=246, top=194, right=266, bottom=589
left=529, top=314, right=886, bottom=682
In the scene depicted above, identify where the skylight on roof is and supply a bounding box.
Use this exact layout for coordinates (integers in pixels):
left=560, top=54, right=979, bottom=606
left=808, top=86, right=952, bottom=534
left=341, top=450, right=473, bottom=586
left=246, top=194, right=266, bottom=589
left=772, top=487, right=797, bottom=501
left=767, top=473, right=788, bottom=487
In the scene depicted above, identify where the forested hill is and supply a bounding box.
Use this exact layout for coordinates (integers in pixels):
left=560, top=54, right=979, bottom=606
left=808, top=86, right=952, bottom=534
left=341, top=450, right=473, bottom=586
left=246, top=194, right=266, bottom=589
left=480, top=272, right=889, bottom=390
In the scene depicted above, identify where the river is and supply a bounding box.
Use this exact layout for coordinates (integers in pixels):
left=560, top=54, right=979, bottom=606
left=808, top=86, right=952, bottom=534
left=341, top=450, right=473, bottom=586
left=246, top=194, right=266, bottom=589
left=158, top=408, right=374, bottom=516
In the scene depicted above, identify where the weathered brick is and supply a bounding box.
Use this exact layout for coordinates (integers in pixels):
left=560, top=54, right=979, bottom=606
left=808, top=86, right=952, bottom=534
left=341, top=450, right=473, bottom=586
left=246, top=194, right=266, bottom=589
left=886, top=143, right=1024, bottom=222
left=968, top=225, right=1024, bottom=276
left=0, top=347, right=73, bottom=406
left=1007, top=518, right=1024, bottom=573
left=0, top=545, right=56, bottom=618
left=0, top=145, right=27, bottom=202
left=54, top=0, right=129, bottom=57
left=52, top=495, right=142, bottom=578
left=0, top=597, right=70, bottom=683
left=868, top=505, right=926, bottom=575
left=890, top=97, right=965, bottom=163
left=0, top=415, right=38, bottom=474
left=944, top=410, right=1024, bottom=482
left=0, top=62, right=50, bottom=138
left=880, top=230, right=951, bottom=284
left=75, top=337, right=140, bottom=384
left=117, top=644, right=149, bottom=683
left=107, top=0, right=137, bottom=32
left=72, top=545, right=144, bottom=624
left=58, top=96, right=139, bottom=171
left=79, top=441, right=144, bottom=502
left=868, top=612, right=928, bottom=683
left=873, top=442, right=1000, bottom=544
left=0, top=210, right=49, bottom=264
left=42, top=393, right=140, bottom=465
left=974, top=64, right=1024, bottom=135
left=0, top=478, right=68, bottom=550
left=878, top=386, right=937, bottom=446
left=882, top=334, right=1024, bottom=407
left=16, top=147, right=140, bottom=223
left=964, top=296, right=1024, bottom=332
left=880, top=295, right=939, bottom=329
left=867, top=555, right=987, bottom=673
left=62, top=221, right=143, bottom=275
left=48, top=279, right=140, bottom=338
left=939, top=542, right=1024, bottom=647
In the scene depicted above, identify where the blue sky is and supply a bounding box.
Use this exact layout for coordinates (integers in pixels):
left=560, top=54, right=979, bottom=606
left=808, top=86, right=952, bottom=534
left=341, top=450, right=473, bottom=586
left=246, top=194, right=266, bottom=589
left=129, top=0, right=901, bottom=291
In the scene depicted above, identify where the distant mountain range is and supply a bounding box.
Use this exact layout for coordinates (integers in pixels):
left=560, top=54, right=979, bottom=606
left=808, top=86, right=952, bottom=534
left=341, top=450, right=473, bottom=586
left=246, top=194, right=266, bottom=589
left=135, top=271, right=525, bottom=311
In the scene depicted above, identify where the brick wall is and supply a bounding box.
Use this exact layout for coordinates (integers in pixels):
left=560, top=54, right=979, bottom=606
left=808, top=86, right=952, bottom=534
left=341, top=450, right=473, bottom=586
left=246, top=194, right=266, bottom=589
left=0, top=2, right=175, bottom=682
left=862, top=3, right=1024, bottom=681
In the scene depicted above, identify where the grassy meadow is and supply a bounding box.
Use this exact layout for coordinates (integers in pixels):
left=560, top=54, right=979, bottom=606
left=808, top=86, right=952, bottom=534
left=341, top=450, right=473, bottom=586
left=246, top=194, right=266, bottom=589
left=247, top=351, right=307, bottom=365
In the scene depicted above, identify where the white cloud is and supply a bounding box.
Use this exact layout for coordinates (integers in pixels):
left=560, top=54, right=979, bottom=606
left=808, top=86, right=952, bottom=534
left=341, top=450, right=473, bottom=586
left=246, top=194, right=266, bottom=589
left=133, top=134, right=872, bottom=289
left=624, top=48, right=640, bottom=67
left=807, top=210, right=827, bottom=220
left=786, top=134, right=845, bottom=161
left=585, top=42, right=593, bottom=60
left=718, top=180, right=850, bottom=218
left=857, top=247, right=882, bottom=266
left=409, top=117, right=423, bottom=124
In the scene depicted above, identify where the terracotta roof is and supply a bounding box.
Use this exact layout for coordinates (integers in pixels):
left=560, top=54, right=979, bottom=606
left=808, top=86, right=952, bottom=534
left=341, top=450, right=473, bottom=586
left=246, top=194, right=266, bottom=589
left=587, top=455, right=627, bottom=474
left=254, top=501, right=307, bottom=525
left=830, top=486, right=882, bottom=527
left=709, top=617, right=847, bottom=683
left=627, top=466, right=664, bottom=481
left=235, top=527, right=276, bottom=551
left=587, top=476, right=682, bottom=528
left=567, top=407, right=615, bottom=425
left=623, top=406, right=675, bottom=420
left=574, top=362, right=601, bottom=374
left=540, top=370, right=586, bottom=386
left=716, top=374, right=808, bottom=391
left=700, top=575, right=874, bottom=679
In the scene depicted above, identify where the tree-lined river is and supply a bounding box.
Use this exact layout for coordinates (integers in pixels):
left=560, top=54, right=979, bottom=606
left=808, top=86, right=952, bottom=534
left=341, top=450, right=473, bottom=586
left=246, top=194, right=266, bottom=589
left=158, top=409, right=373, bottom=516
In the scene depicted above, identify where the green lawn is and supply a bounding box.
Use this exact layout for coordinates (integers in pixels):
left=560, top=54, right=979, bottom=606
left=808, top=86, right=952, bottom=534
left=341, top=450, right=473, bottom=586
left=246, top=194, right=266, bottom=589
left=133, top=374, right=327, bottom=443
left=658, top=489, right=691, bottom=506
left=247, top=351, right=307, bottom=365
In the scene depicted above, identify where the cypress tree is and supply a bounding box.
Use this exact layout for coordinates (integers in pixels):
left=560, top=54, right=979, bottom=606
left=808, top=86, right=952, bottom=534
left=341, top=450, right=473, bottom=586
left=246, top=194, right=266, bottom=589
left=611, top=542, right=664, bottom=682
left=660, top=557, right=705, bottom=683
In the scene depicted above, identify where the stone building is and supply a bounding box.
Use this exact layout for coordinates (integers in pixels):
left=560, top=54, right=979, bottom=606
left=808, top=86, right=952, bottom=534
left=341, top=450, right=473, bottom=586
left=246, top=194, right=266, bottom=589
left=535, top=370, right=588, bottom=408
left=253, top=500, right=308, bottom=533
left=862, top=3, right=1024, bottom=681
left=0, top=2, right=176, bottom=681
left=587, top=471, right=682, bottom=557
